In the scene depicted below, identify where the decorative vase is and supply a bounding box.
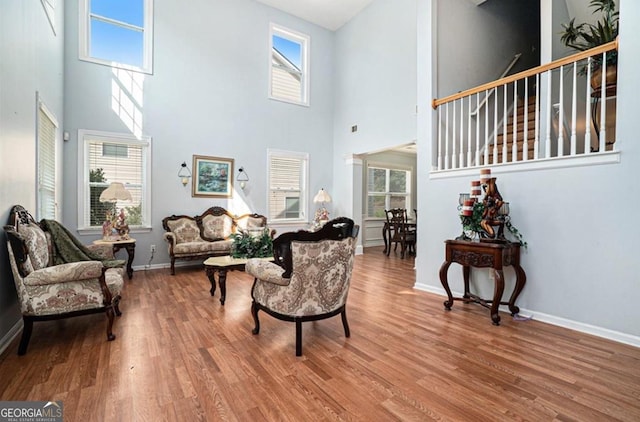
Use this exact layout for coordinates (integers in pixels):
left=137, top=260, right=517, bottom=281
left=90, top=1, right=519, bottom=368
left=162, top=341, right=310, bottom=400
left=590, top=64, right=617, bottom=96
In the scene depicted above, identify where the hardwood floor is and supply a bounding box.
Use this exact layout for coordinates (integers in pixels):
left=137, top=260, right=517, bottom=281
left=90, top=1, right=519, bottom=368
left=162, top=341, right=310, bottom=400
left=1, top=246, right=639, bottom=421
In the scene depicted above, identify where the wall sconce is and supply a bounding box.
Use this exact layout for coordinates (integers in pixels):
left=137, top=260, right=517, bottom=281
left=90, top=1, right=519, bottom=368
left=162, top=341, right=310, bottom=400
left=178, top=162, right=191, bottom=186
left=237, top=167, right=249, bottom=189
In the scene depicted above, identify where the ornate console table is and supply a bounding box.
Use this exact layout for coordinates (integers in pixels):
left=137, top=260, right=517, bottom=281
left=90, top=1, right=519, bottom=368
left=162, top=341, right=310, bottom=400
left=438, top=239, right=526, bottom=325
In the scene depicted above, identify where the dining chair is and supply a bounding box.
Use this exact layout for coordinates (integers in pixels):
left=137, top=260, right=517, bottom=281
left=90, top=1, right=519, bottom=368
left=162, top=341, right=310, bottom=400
left=384, top=208, right=416, bottom=258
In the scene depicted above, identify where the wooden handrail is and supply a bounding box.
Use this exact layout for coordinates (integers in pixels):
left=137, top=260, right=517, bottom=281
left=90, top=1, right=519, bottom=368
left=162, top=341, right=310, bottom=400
left=432, top=38, right=618, bottom=109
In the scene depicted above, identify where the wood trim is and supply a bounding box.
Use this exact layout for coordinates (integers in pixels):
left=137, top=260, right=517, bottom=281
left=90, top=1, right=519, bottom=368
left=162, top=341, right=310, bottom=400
left=433, top=39, right=618, bottom=109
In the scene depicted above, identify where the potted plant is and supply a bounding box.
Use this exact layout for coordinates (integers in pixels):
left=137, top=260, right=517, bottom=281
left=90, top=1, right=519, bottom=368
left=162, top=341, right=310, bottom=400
left=560, top=0, right=618, bottom=91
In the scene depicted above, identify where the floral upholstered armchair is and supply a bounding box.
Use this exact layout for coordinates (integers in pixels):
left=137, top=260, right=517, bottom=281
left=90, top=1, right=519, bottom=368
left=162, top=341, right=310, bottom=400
left=246, top=217, right=359, bottom=356
left=3, top=205, right=124, bottom=355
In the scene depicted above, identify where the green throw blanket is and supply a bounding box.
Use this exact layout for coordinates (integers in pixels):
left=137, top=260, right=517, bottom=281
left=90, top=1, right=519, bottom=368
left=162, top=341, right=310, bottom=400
left=40, top=219, right=125, bottom=269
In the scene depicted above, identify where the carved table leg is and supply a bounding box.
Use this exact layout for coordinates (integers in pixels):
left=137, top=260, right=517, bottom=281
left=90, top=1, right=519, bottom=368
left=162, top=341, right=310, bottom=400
left=462, top=265, right=471, bottom=299
left=218, top=269, right=228, bottom=305
left=439, top=260, right=453, bottom=310
left=508, top=264, right=527, bottom=315
left=205, top=267, right=217, bottom=296
left=124, top=243, right=134, bottom=279
left=491, top=269, right=505, bottom=325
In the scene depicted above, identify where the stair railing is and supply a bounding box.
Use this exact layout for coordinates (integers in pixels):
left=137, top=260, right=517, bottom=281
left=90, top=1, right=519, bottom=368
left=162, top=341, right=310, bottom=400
left=432, top=39, right=618, bottom=171
left=470, top=53, right=521, bottom=117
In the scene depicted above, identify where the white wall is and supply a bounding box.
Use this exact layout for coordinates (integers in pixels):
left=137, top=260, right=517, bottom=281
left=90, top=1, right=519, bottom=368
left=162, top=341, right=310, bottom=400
left=332, top=0, right=418, bottom=228
left=62, top=0, right=336, bottom=266
left=0, top=1, right=65, bottom=342
left=417, top=0, right=640, bottom=343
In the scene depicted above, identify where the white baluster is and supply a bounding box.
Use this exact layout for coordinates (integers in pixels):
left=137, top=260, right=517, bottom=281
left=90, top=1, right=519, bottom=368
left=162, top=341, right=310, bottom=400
left=512, top=81, right=518, bottom=163
left=467, top=96, right=472, bottom=167
left=558, top=65, right=564, bottom=157
left=585, top=57, right=592, bottom=154
left=452, top=100, right=457, bottom=169
left=523, top=78, right=529, bottom=161
left=545, top=70, right=552, bottom=158
left=445, top=104, right=449, bottom=170
left=570, top=62, right=578, bottom=156
left=502, top=83, right=508, bottom=163
left=438, top=107, right=443, bottom=170
left=475, top=93, right=480, bottom=166
left=459, top=98, right=465, bottom=168
left=599, top=52, right=607, bottom=152
left=484, top=89, right=489, bottom=166
left=494, top=86, right=498, bottom=164
left=535, top=73, right=540, bottom=160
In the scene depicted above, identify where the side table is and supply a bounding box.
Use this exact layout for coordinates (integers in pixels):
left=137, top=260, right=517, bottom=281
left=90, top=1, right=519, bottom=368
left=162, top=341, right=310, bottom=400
left=93, top=238, right=136, bottom=280
left=204, top=256, right=273, bottom=305
left=438, top=239, right=526, bottom=325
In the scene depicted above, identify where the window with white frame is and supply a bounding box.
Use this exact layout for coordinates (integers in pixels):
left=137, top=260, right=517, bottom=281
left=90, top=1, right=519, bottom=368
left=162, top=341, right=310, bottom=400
left=366, top=165, right=412, bottom=218
left=78, top=130, right=151, bottom=231
left=269, top=23, right=309, bottom=106
left=268, top=150, right=309, bottom=222
left=37, top=97, right=58, bottom=220
left=79, top=0, right=154, bottom=74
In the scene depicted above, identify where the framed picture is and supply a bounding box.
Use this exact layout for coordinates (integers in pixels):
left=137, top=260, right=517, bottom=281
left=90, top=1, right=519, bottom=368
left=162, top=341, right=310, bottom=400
left=192, top=155, right=234, bottom=198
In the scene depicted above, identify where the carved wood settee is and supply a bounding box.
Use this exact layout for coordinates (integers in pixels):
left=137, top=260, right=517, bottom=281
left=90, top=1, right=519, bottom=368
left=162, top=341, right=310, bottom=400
left=161, top=206, right=273, bottom=275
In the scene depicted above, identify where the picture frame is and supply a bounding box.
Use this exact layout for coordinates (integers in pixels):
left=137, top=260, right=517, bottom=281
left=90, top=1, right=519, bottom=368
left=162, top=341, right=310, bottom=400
left=192, top=155, right=234, bottom=198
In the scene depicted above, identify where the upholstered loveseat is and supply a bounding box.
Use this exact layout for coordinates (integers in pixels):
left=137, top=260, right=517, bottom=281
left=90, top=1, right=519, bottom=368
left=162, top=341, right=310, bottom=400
left=162, top=206, right=273, bottom=275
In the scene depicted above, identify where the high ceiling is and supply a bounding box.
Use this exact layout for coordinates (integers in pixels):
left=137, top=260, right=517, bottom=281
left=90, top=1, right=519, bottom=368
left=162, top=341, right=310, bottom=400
left=255, top=0, right=375, bottom=31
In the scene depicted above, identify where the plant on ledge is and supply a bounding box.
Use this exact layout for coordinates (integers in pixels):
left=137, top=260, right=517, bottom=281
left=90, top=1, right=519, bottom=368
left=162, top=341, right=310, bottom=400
left=230, top=228, right=273, bottom=258
left=560, top=0, right=618, bottom=74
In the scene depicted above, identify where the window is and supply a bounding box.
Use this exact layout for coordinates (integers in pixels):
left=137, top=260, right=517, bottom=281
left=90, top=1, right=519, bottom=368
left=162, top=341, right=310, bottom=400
left=268, top=149, right=309, bottom=222
left=37, top=96, right=58, bottom=220
left=269, top=23, right=309, bottom=106
left=367, top=165, right=412, bottom=218
left=79, top=0, right=154, bottom=74
left=78, top=130, right=151, bottom=231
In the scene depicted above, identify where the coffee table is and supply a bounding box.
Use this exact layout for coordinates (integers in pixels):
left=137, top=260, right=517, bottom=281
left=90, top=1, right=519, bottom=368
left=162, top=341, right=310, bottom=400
left=203, top=256, right=273, bottom=305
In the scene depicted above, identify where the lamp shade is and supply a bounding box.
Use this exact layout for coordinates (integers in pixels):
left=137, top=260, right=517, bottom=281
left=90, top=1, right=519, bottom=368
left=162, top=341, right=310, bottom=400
left=99, top=182, right=132, bottom=202
left=313, top=188, right=332, bottom=203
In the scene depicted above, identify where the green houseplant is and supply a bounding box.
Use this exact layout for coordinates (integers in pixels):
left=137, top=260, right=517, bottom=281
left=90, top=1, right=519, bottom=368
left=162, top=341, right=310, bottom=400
left=560, top=0, right=618, bottom=86
left=230, top=228, right=273, bottom=258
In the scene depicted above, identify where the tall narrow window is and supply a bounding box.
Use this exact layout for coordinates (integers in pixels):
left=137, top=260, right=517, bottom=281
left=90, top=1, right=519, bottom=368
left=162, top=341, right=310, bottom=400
left=367, top=165, right=412, bottom=218
left=268, top=150, right=309, bottom=222
left=78, top=130, right=151, bottom=231
left=269, top=24, right=310, bottom=106
left=79, top=0, right=154, bottom=74
left=37, top=97, right=58, bottom=220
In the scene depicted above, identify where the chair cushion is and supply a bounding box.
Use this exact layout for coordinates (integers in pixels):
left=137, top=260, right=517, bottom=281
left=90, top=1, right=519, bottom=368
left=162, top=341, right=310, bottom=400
left=201, top=214, right=233, bottom=240
left=173, top=239, right=233, bottom=255
left=18, top=222, right=49, bottom=270
left=165, top=218, right=203, bottom=244
left=246, top=259, right=289, bottom=286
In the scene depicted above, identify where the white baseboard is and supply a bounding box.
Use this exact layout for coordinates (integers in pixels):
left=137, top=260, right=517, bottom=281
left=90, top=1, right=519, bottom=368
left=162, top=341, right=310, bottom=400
left=414, top=282, right=640, bottom=349
left=355, top=245, right=364, bottom=255
left=0, top=319, right=23, bottom=356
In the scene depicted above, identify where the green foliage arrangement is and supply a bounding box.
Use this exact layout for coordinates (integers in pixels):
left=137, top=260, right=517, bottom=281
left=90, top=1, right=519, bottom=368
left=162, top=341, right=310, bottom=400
left=459, top=202, right=527, bottom=248
left=230, top=229, right=273, bottom=258
left=560, top=0, right=618, bottom=70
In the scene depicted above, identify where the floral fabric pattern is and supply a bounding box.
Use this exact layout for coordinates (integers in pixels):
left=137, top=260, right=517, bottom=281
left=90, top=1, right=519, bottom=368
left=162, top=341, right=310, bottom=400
left=166, top=218, right=203, bottom=244
left=173, top=239, right=233, bottom=256
left=251, top=237, right=356, bottom=317
left=6, top=244, right=123, bottom=316
left=18, top=222, right=49, bottom=270
left=201, top=214, right=233, bottom=240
